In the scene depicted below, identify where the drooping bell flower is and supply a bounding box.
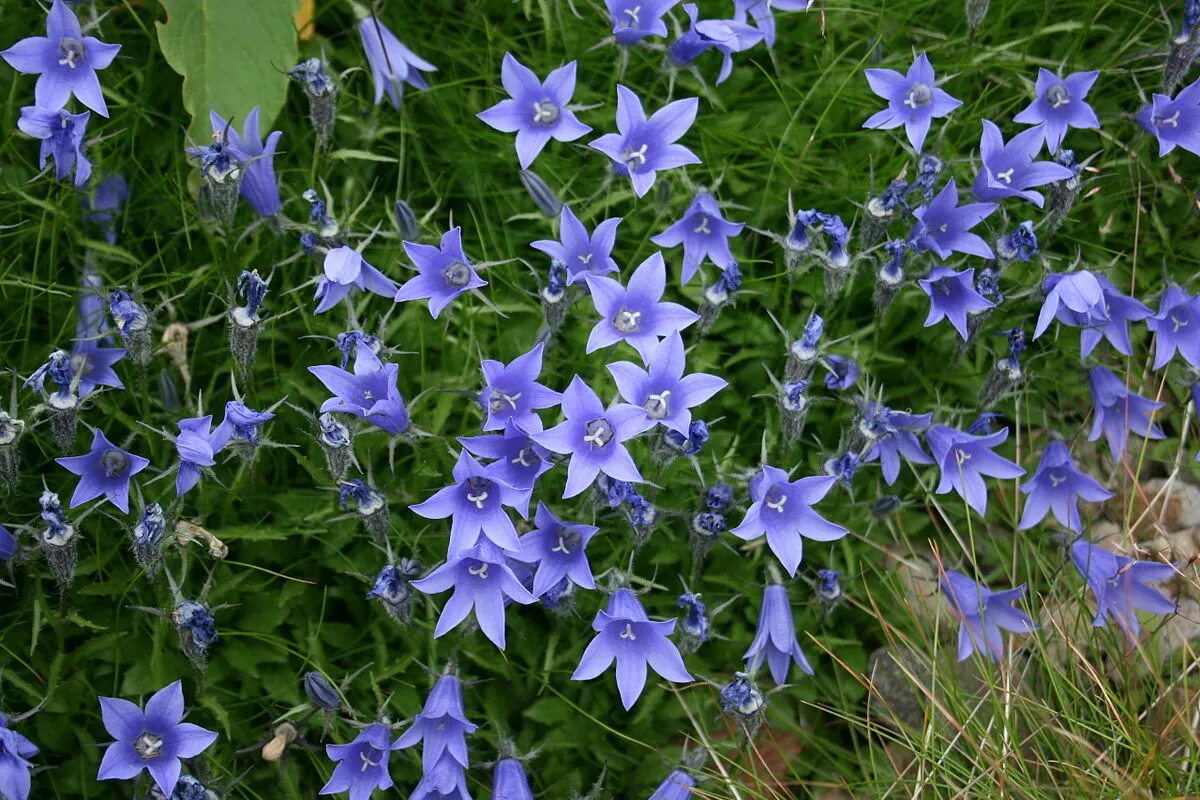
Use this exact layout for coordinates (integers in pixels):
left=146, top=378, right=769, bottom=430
left=358, top=14, right=435, bottom=107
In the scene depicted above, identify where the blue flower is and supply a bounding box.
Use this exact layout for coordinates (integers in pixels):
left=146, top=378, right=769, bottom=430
left=1018, top=441, right=1113, bottom=531
left=320, top=723, right=402, bottom=799
left=589, top=86, right=700, bottom=197
left=941, top=570, right=1036, bottom=661
left=1070, top=540, right=1176, bottom=645
left=17, top=106, right=91, bottom=187
left=477, top=54, right=591, bottom=169
left=1087, top=367, right=1165, bottom=462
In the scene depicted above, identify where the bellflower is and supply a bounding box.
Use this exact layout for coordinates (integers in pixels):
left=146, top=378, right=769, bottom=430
left=17, top=106, right=91, bottom=187
left=862, top=52, right=961, bottom=152
left=1146, top=285, right=1200, bottom=369
left=1134, top=79, right=1200, bottom=157
left=927, top=424, right=1025, bottom=515
left=478, top=342, right=561, bottom=432
left=1033, top=269, right=1106, bottom=339
left=862, top=407, right=934, bottom=485
left=477, top=54, right=591, bottom=169
left=941, top=570, right=1036, bottom=661
left=823, top=355, right=858, bottom=390
left=358, top=15, right=435, bottom=107
left=1012, top=69, right=1101, bottom=154
left=458, top=421, right=554, bottom=499
left=69, top=338, right=125, bottom=399
left=909, top=179, right=998, bottom=259
left=606, top=331, right=727, bottom=435
left=493, top=757, right=534, bottom=800
left=395, top=227, right=486, bottom=318
left=410, top=450, right=526, bottom=551
left=412, top=539, right=536, bottom=649
left=0, top=713, right=38, bottom=800
left=320, top=723, right=402, bottom=800
left=589, top=85, right=700, bottom=197
left=411, top=755, right=471, bottom=800
left=175, top=416, right=225, bottom=496
left=97, top=680, right=218, bottom=797
left=54, top=428, right=149, bottom=514
left=211, top=400, right=275, bottom=451
left=1070, top=539, right=1176, bottom=645
left=667, top=5, right=765, bottom=84
left=584, top=252, right=700, bottom=360
left=530, top=205, right=621, bottom=285
left=649, top=769, right=698, bottom=800
left=606, top=0, right=678, bottom=45
left=0, top=526, right=16, bottom=562
left=1018, top=441, right=1113, bottom=531
left=507, top=502, right=599, bottom=598
left=571, top=588, right=693, bottom=710
left=972, top=120, right=1075, bottom=207
left=732, top=0, right=809, bottom=47
left=1039, top=272, right=1150, bottom=357
left=1087, top=366, right=1165, bottom=461
left=308, top=348, right=409, bottom=435
left=651, top=193, right=744, bottom=284
left=81, top=173, right=127, bottom=244
left=1, top=0, right=121, bottom=116
left=207, top=108, right=282, bottom=217
left=743, top=583, right=814, bottom=684
left=918, top=267, right=995, bottom=340
left=314, top=246, right=397, bottom=314
left=532, top=376, right=646, bottom=498
left=395, top=673, right=477, bottom=771
left=730, top=466, right=847, bottom=576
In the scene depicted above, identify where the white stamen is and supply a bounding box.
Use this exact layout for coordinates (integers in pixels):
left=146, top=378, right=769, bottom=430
left=623, top=143, right=648, bottom=168
left=552, top=536, right=571, bottom=554
left=1161, top=110, right=1181, bottom=128
left=466, top=490, right=489, bottom=509
left=512, top=448, right=534, bottom=467
left=765, top=493, right=788, bottom=512
left=1172, top=314, right=1189, bottom=332
left=693, top=215, right=711, bottom=234
left=996, top=168, right=1015, bottom=184
left=359, top=751, right=380, bottom=772
left=583, top=429, right=608, bottom=447
left=622, top=5, right=641, bottom=25
left=955, top=449, right=972, bottom=464
left=578, top=252, right=593, bottom=265
left=468, top=563, right=490, bottom=579
left=1049, top=473, right=1066, bottom=487
left=619, top=622, right=637, bottom=640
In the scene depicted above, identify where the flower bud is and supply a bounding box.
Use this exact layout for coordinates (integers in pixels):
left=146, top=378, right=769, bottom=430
left=520, top=169, right=563, bottom=217
left=261, top=722, right=298, bottom=762
left=303, top=672, right=342, bottom=711
left=394, top=199, right=419, bottom=241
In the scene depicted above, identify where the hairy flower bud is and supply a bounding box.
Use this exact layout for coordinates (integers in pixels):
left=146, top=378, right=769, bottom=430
left=303, top=672, right=343, bottom=711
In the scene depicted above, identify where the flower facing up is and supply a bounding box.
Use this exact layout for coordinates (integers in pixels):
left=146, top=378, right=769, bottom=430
left=69, top=337, right=125, bottom=399
left=54, top=428, right=149, bottom=513
left=941, top=570, right=1037, bottom=661
left=1018, top=441, right=1113, bottom=531
left=320, top=722, right=402, bottom=800
left=649, top=769, right=698, bottom=800
left=606, top=331, right=727, bottom=435
left=478, top=342, right=561, bottom=432
left=309, top=347, right=409, bottom=435
left=862, top=52, right=961, bottom=152
left=743, top=583, right=814, bottom=684
left=909, top=179, right=998, bottom=260
left=667, top=4, right=765, bottom=84
left=395, top=227, right=487, bottom=318
left=918, top=267, right=995, bottom=340
left=458, top=421, right=554, bottom=500
left=0, top=714, right=38, bottom=800
left=493, top=757, right=534, bottom=800
left=927, top=424, right=1025, bottom=515
left=530, top=205, right=621, bottom=285
left=174, top=416, right=226, bottom=496
left=507, top=502, right=599, bottom=598
left=606, top=0, right=679, bottom=45
left=395, top=673, right=477, bottom=771
left=357, top=14, right=436, bottom=108
left=589, top=85, right=700, bottom=197
left=651, top=193, right=744, bottom=284
left=1087, top=367, right=1165, bottom=462
left=971, top=121, right=1075, bottom=207
left=1135, top=78, right=1200, bottom=157
left=584, top=252, right=700, bottom=360
left=861, top=406, right=934, bottom=485
left=1, top=0, right=121, bottom=116
left=97, top=680, right=218, bottom=797
left=730, top=466, right=847, bottom=576
left=571, top=588, right=692, bottom=710
left=477, top=54, right=591, bottom=169
left=206, top=108, right=282, bottom=217
left=17, top=106, right=91, bottom=187
left=1070, top=540, right=1176, bottom=645
left=313, top=246, right=398, bottom=314
left=411, top=449, right=527, bottom=551
left=532, top=376, right=646, bottom=498
left=1012, top=69, right=1101, bottom=154
left=1146, top=285, right=1200, bottom=369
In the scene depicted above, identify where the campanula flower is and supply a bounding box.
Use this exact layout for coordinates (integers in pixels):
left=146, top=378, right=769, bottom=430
left=606, top=331, right=727, bottom=435
left=941, top=570, right=1036, bottom=661
left=493, top=757, right=534, bottom=800
left=1012, top=69, right=1100, bottom=154
left=519, top=169, right=562, bottom=216
left=1033, top=269, right=1105, bottom=339
left=477, top=54, right=591, bottom=169
left=212, top=401, right=274, bottom=451
left=918, top=267, right=995, bottom=340
left=175, top=416, right=226, bottom=496
left=1135, top=78, right=1200, bottom=157
left=458, top=421, right=554, bottom=501
left=589, top=85, right=700, bottom=197
left=532, top=376, right=646, bottom=498
left=303, top=672, right=343, bottom=713
left=606, top=0, right=679, bottom=45
left=972, top=121, right=1075, bottom=207
left=0, top=525, right=16, bottom=562
left=39, top=489, right=76, bottom=587
left=130, top=503, right=166, bottom=574
left=309, top=348, right=410, bottom=435
left=320, top=723, right=402, bottom=800
left=0, top=713, right=38, bottom=800
left=395, top=227, right=487, bottom=318
left=313, top=246, right=397, bottom=314
left=927, top=424, right=1025, bottom=515
left=584, top=252, right=700, bottom=360
left=531, top=205, right=621, bottom=285
left=909, top=179, right=997, bottom=259
left=1, top=0, right=121, bottom=116
left=1039, top=272, right=1150, bottom=357
left=368, top=559, right=423, bottom=624
left=732, top=0, right=808, bottom=47
left=358, top=14, right=435, bottom=107
left=69, top=338, right=125, bottom=399
left=996, top=220, right=1038, bottom=263
left=97, top=680, right=218, bottom=797
left=54, top=428, right=148, bottom=514
left=478, top=342, right=561, bottom=432
left=1087, top=367, right=1165, bottom=461
left=507, top=502, right=599, bottom=597
left=651, top=193, right=744, bottom=284
left=17, top=106, right=91, bottom=187
left=743, top=583, right=814, bottom=683
left=1018, top=441, right=1113, bottom=531
left=572, top=588, right=692, bottom=710
left=731, top=466, right=846, bottom=576
left=663, top=419, right=710, bottom=456
left=206, top=109, right=282, bottom=217
left=410, top=450, right=526, bottom=552
left=649, top=769, right=697, bottom=800
left=706, top=482, right=734, bottom=510
left=1070, top=540, right=1176, bottom=645
left=861, top=405, right=933, bottom=485
left=288, top=57, right=337, bottom=150
left=667, top=5, right=764, bottom=84
left=413, top=539, right=537, bottom=649
left=823, top=355, right=858, bottom=390
left=81, top=173, right=128, bottom=244
left=1146, top=284, right=1200, bottom=369
left=411, top=755, right=471, bottom=800
left=862, top=52, right=961, bottom=152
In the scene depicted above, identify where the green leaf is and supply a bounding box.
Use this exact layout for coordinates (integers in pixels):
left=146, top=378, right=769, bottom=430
left=155, top=0, right=300, bottom=143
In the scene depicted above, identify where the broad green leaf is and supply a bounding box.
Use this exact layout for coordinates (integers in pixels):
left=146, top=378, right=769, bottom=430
left=156, top=0, right=300, bottom=143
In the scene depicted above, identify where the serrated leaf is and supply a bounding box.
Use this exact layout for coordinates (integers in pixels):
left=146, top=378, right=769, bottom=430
left=156, top=0, right=300, bottom=143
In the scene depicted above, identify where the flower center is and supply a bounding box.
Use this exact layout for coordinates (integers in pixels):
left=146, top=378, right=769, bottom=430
left=996, top=167, right=1015, bottom=184
left=621, top=143, right=649, bottom=170
left=765, top=486, right=788, bottom=512
left=1157, top=110, right=1182, bottom=128
left=583, top=418, right=614, bottom=448
left=359, top=747, right=382, bottom=772
left=613, top=308, right=641, bottom=333
left=532, top=100, right=560, bottom=125
left=444, top=261, right=471, bottom=288
left=1046, top=83, right=1070, bottom=109
left=1171, top=314, right=1189, bottom=332
left=488, top=388, right=521, bottom=414
left=511, top=446, right=536, bottom=467
left=619, top=622, right=637, bottom=640
left=644, top=390, right=671, bottom=419
left=551, top=528, right=582, bottom=555
left=58, top=37, right=85, bottom=69
left=465, top=476, right=491, bottom=509
left=1048, top=470, right=1067, bottom=487
left=134, top=732, right=164, bottom=760
left=101, top=448, right=129, bottom=478
left=467, top=561, right=490, bottom=579
left=621, top=5, right=641, bottom=27
left=904, top=82, right=933, bottom=109
left=955, top=448, right=972, bottom=465
left=693, top=215, right=712, bottom=235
